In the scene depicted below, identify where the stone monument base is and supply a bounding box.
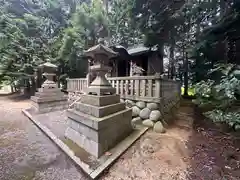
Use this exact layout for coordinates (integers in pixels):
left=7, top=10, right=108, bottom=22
left=22, top=108, right=148, bottom=179
left=65, top=108, right=132, bottom=158
left=31, top=89, right=68, bottom=113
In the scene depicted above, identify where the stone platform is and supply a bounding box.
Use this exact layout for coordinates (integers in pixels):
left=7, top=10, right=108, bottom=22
left=22, top=109, right=148, bottom=179
left=66, top=94, right=133, bottom=158
left=66, top=108, right=132, bottom=157
left=31, top=89, right=68, bottom=113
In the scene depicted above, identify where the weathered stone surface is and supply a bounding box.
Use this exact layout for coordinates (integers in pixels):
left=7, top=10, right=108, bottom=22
left=31, top=95, right=68, bottom=113
left=131, top=117, right=142, bottom=125
left=153, top=121, right=166, bottom=133
left=31, top=82, right=68, bottom=112
left=74, top=102, right=125, bottom=118
left=125, top=100, right=135, bottom=108
left=120, top=99, right=125, bottom=103
left=66, top=108, right=132, bottom=157
left=147, top=103, right=159, bottom=110
left=86, top=85, right=116, bottom=96
left=132, top=106, right=141, bottom=117
left=149, top=110, right=162, bottom=122
left=142, top=119, right=154, bottom=127
left=35, top=90, right=65, bottom=97
left=31, top=95, right=67, bottom=103
left=139, top=108, right=151, bottom=119
left=67, top=108, right=131, bottom=130
left=136, top=101, right=146, bottom=109
left=81, top=94, right=120, bottom=106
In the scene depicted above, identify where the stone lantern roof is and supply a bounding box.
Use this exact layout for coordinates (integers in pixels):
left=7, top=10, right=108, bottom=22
left=84, top=44, right=118, bottom=59
left=38, top=62, right=57, bottom=69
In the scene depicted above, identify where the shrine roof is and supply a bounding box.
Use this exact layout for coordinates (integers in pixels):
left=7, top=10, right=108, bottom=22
left=127, top=44, right=158, bottom=56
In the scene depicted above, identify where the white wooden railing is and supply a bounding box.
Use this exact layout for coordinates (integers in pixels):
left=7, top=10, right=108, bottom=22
left=67, top=78, right=87, bottom=93
left=108, top=76, right=161, bottom=102
left=67, top=75, right=180, bottom=103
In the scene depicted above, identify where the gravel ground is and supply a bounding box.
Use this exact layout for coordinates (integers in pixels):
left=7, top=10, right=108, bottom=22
left=0, top=95, right=88, bottom=180
left=1, top=95, right=240, bottom=180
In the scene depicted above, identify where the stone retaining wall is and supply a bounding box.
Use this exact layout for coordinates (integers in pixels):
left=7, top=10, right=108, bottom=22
left=122, top=94, right=180, bottom=133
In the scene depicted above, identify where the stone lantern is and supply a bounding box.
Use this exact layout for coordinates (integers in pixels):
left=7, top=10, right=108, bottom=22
left=30, top=62, right=68, bottom=113
left=84, top=42, right=117, bottom=95
left=38, top=62, right=57, bottom=89
left=65, top=42, right=133, bottom=158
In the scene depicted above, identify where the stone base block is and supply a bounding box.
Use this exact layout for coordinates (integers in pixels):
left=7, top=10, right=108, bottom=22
left=65, top=108, right=133, bottom=157
left=31, top=99, right=68, bottom=113
left=80, top=94, right=120, bottom=106
left=37, top=87, right=60, bottom=93
left=31, top=95, right=68, bottom=103
left=74, top=102, right=125, bottom=118
left=35, top=91, right=65, bottom=98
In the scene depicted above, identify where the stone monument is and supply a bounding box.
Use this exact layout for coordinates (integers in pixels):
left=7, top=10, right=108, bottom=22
left=65, top=42, right=133, bottom=158
left=31, top=62, right=68, bottom=113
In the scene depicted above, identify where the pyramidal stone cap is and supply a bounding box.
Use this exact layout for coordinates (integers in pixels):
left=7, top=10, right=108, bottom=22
left=39, top=62, right=57, bottom=69
left=84, top=44, right=118, bottom=59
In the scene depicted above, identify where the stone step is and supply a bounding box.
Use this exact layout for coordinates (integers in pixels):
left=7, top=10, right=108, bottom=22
left=37, top=88, right=60, bottom=93
left=35, top=92, right=64, bottom=97
left=74, top=102, right=125, bottom=118
left=66, top=108, right=132, bottom=130
left=31, top=95, right=68, bottom=103
left=80, top=94, right=120, bottom=107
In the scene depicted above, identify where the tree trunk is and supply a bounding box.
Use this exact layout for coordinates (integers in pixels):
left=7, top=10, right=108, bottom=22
left=36, top=69, right=42, bottom=89
left=228, top=39, right=236, bottom=63
left=23, top=79, right=31, bottom=97
left=57, top=76, right=61, bottom=88
left=157, top=44, right=164, bottom=74
left=14, top=85, right=17, bottom=92
left=184, top=52, right=189, bottom=96
left=195, top=10, right=201, bottom=82
left=168, top=35, right=175, bottom=79
left=220, top=0, right=227, bottom=17
left=10, top=85, right=14, bottom=93
left=31, top=77, right=36, bottom=96
left=224, top=37, right=229, bottom=64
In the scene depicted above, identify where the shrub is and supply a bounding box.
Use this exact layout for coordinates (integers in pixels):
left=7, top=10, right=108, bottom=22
left=194, top=64, right=240, bottom=130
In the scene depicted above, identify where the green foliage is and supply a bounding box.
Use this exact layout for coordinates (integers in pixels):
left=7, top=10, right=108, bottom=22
left=0, top=0, right=71, bottom=87
left=108, top=0, right=143, bottom=47
left=194, top=64, right=240, bottom=130
left=195, top=79, right=215, bottom=98
left=1, top=0, right=238, bottom=100
left=204, top=110, right=240, bottom=131
left=0, top=0, right=141, bottom=89
left=55, top=0, right=109, bottom=79
left=181, top=87, right=195, bottom=96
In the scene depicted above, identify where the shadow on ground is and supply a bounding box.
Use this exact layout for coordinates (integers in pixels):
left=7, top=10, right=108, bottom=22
left=102, top=99, right=240, bottom=180
left=0, top=92, right=30, bottom=101
left=185, top=100, right=240, bottom=179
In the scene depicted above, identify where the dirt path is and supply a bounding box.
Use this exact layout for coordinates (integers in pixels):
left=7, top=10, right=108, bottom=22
left=0, top=95, right=87, bottom=180
left=103, top=101, right=240, bottom=180
left=0, top=95, right=240, bottom=180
